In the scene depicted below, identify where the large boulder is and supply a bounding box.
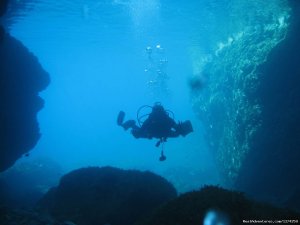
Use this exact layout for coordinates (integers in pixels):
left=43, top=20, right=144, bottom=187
left=38, top=167, right=177, bottom=225
left=135, top=186, right=300, bottom=225
left=0, top=31, right=50, bottom=172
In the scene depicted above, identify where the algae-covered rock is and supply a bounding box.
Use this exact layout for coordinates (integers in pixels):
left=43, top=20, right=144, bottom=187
left=135, top=186, right=300, bottom=225
left=38, top=167, right=177, bottom=225
left=190, top=0, right=300, bottom=209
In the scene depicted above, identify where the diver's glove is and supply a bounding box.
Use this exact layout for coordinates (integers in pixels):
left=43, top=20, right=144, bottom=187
left=122, top=120, right=136, bottom=131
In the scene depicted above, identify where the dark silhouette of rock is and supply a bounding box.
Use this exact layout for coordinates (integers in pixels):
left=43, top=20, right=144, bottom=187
left=38, top=167, right=177, bottom=225
left=135, top=186, right=300, bottom=225
left=190, top=1, right=300, bottom=211
left=0, top=31, right=50, bottom=172
left=235, top=2, right=300, bottom=208
left=0, top=25, right=4, bottom=41
left=0, top=0, right=9, bottom=17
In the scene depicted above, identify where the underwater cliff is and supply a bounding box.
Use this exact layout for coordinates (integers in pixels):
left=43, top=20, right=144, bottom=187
left=191, top=0, right=300, bottom=207
left=0, top=1, right=8, bottom=18
left=236, top=1, right=300, bottom=207
left=0, top=0, right=50, bottom=172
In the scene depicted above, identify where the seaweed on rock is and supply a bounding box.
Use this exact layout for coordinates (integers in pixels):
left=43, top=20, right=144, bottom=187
left=38, top=167, right=177, bottom=225
left=135, top=186, right=300, bottom=225
left=191, top=1, right=291, bottom=184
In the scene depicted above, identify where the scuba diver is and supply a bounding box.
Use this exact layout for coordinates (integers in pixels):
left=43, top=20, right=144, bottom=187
left=117, top=102, right=193, bottom=161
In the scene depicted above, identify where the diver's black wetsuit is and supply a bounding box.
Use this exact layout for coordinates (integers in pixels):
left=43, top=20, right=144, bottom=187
left=118, top=103, right=193, bottom=142
left=131, top=106, right=180, bottom=139
left=117, top=103, right=193, bottom=161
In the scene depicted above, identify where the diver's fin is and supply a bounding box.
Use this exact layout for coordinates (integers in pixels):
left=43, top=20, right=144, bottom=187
left=117, top=111, right=125, bottom=126
left=180, top=120, right=194, bottom=137
left=155, top=140, right=161, bottom=147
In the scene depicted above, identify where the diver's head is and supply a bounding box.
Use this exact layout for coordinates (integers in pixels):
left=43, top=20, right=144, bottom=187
left=152, top=102, right=165, bottom=114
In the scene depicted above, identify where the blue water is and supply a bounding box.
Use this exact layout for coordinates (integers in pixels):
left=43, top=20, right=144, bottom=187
left=3, top=0, right=223, bottom=192
left=2, top=0, right=292, bottom=193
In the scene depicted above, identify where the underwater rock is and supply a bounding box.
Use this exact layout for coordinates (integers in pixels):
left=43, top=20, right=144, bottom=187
left=235, top=2, right=300, bottom=208
left=191, top=1, right=292, bottom=184
left=0, top=32, right=50, bottom=172
left=38, top=167, right=177, bottom=225
left=135, top=186, right=300, bottom=225
left=191, top=0, right=300, bottom=209
left=0, top=0, right=9, bottom=17
left=0, top=25, right=4, bottom=41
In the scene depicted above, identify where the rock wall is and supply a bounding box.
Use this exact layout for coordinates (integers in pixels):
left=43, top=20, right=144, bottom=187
left=0, top=0, right=50, bottom=172
left=235, top=1, right=300, bottom=206
left=191, top=0, right=300, bottom=209
left=191, top=0, right=291, bottom=184
left=0, top=0, right=9, bottom=17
